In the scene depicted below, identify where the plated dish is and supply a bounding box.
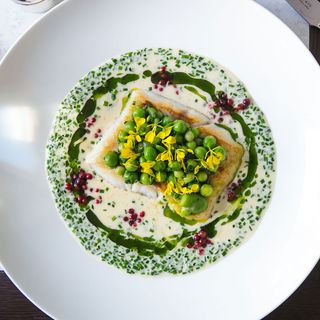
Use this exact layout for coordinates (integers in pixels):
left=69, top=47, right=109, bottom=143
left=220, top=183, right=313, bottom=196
left=2, top=0, right=320, bottom=319
left=46, top=48, right=275, bottom=274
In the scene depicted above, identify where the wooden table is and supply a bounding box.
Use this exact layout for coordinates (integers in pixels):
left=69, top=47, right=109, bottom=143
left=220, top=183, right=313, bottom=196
left=1, top=26, right=319, bottom=320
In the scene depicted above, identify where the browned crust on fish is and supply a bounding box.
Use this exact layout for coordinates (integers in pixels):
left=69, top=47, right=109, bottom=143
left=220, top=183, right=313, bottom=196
left=133, top=90, right=209, bottom=125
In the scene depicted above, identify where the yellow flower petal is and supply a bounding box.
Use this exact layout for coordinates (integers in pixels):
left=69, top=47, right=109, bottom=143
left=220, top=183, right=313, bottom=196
left=121, top=148, right=138, bottom=160
left=156, top=150, right=173, bottom=163
left=175, top=149, right=186, bottom=171
left=163, top=136, right=176, bottom=145
left=134, top=117, right=146, bottom=130
left=194, top=165, right=201, bottom=174
left=140, top=161, right=155, bottom=176
left=145, top=130, right=156, bottom=143
left=157, top=126, right=172, bottom=140
left=164, top=181, right=175, bottom=195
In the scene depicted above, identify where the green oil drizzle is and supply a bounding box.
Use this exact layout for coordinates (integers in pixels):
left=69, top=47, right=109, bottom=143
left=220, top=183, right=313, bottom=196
left=221, top=207, right=242, bottom=225
left=230, top=112, right=258, bottom=195
left=93, top=74, right=139, bottom=99
left=201, top=214, right=228, bottom=238
left=184, top=86, right=208, bottom=103
left=68, top=123, right=86, bottom=164
left=76, top=99, right=96, bottom=123
left=151, top=71, right=216, bottom=101
left=163, top=205, right=198, bottom=226
left=216, top=123, right=238, bottom=141
left=86, top=210, right=185, bottom=256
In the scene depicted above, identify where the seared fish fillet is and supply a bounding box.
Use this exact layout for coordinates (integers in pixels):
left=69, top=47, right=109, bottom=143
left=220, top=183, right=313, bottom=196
left=86, top=89, right=243, bottom=220
left=86, top=89, right=210, bottom=199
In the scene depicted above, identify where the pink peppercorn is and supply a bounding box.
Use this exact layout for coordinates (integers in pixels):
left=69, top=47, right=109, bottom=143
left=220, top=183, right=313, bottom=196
left=139, top=211, right=145, bottom=217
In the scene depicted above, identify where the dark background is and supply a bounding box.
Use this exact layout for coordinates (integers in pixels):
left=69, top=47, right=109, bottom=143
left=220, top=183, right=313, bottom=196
left=0, top=26, right=319, bottom=320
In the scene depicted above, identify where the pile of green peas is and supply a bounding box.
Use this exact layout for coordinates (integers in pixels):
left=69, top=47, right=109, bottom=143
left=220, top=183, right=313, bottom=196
left=103, top=104, right=226, bottom=216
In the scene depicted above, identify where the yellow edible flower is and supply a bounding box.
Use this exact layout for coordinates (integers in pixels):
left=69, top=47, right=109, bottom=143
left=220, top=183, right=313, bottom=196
left=134, top=117, right=146, bottom=131
left=205, top=153, right=220, bottom=171
left=194, top=165, right=201, bottom=174
left=121, top=148, right=138, bottom=160
left=140, top=161, right=155, bottom=176
left=164, top=181, right=175, bottom=195
left=157, top=126, right=172, bottom=140
left=175, top=149, right=186, bottom=171
left=172, top=182, right=199, bottom=195
left=204, top=147, right=225, bottom=171
left=156, top=135, right=176, bottom=163
left=163, top=136, right=176, bottom=146
left=124, top=133, right=135, bottom=149
left=156, top=150, right=173, bottom=163
left=145, top=128, right=156, bottom=143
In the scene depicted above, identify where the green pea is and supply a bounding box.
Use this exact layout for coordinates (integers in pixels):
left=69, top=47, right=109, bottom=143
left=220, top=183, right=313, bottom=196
left=115, top=166, right=125, bottom=176
left=168, top=161, right=181, bottom=171
left=156, top=110, right=163, bottom=119
left=203, top=135, right=217, bottom=149
left=144, top=146, right=157, bottom=161
left=195, top=146, right=207, bottom=159
left=180, top=207, right=192, bottom=217
left=173, top=119, right=187, bottom=134
left=104, top=151, right=119, bottom=168
left=118, top=131, right=128, bottom=142
left=183, top=173, right=195, bottom=184
left=191, top=127, right=200, bottom=138
left=123, top=170, right=138, bottom=184
left=214, top=146, right=227, bottom=160
left=155, top=171, right=167, bottom=183
left=195, top=137, right=203, bottom=146
left=155, top=144, right=166, bottom=153
left=125, top=161, right=138, bottom=172
left=153, top=137, right=161, bottom=144
left=197, top=171, right=208, bottom=182
left=186, top=159, right=198, bottom=171
left=133, top=107, right=146, bottom=118
left=186, top=141, right=197, bottom=150
left=200, top=184, right=213, bottom=197
left=137, top=141, right=151, bottom=153
left=140, top=173, right=153, bottom=185
left=124, top=121, right=135, bottom=133
left=162, top=115, right=173, bottom=126
left=167, top=173, right=176, bottom=183
left=153, top=161, right=167, bottom=171
left=174, top=170, right=184, bottom=179
left=180, top=194, right=208, bottom=214
left=138, top=123, right=148, bottom=135
left=119, top=156, right=126, bottom=164
left=184, top=130, right=195, bottom=142
left=146, top=106, right=158, bottom=118
left=139, top=156, right=146, bottom=163
left=175, top=134, right=184, bottom=144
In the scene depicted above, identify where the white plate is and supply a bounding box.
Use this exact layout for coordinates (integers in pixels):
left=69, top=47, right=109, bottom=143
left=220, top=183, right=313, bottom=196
left=0, top=0, right=319, bottom=319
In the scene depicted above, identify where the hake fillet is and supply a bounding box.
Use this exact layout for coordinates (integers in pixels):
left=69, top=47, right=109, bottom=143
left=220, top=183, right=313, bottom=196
left=86, top=89, right=243, bottom=220
left=86, top=89, right=210, bottom=199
